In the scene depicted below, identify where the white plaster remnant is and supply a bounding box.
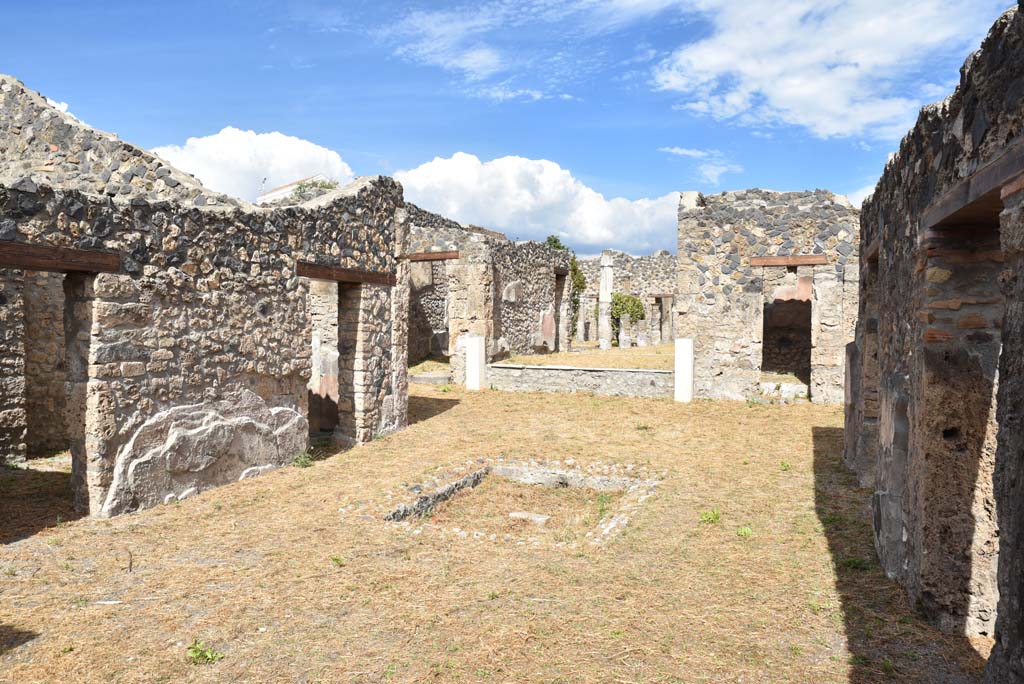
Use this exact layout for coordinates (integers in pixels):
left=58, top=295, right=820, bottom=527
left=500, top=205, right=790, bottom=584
left=101, top=390, right=308, bottom=516
left=675, top=338, right=694, bottom=403
left=465, top=334, right=486, bottom=391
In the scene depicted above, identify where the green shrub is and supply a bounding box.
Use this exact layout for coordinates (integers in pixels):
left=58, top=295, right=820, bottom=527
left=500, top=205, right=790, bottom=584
left=186, top=639, right=224, bottom=665
left=699, top=508, right=721, bottom=524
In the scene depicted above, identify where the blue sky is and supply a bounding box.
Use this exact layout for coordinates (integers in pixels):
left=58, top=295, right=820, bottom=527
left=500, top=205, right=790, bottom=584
left=3, top=0, right=1012, bottom=253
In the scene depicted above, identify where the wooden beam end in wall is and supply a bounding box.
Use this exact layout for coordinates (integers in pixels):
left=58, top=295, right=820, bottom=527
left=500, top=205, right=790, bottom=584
left=405, top=251, right=459, bottom=262
left=749, top=254, right=829, bottom=267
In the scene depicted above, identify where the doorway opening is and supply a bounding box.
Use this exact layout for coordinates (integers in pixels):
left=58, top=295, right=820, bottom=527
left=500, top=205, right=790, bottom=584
left=761, top=298, right=812, bottom=386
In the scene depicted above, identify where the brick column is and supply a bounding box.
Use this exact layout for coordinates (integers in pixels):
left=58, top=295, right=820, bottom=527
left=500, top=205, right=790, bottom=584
left=986, top=180, right=1024, bottom=683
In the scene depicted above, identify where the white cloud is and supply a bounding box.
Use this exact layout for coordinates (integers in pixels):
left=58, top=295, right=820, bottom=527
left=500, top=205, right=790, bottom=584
left=45, top=98, right=70, bottom=113
left=846, top=184, right=877, bottom=208
left=658, top=146, right=709, bottom=159
left=475, top=84, right=546, bottom=102
left=658, top=146, right=743, bottom=185
left=382, top=6, right=506, bottom=80
left=151, top=127, right=354, bottom=202
left=654, top=0, right=1008, bottom=139
left=396, top=152, right=678, bottom=251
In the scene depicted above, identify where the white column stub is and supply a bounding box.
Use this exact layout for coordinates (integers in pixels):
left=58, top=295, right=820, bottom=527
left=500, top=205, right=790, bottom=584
left=674, top=338, right=694, bottom=403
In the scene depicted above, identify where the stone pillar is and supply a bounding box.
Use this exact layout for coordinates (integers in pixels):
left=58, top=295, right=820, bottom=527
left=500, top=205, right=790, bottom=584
left=448, top=243, right=495, bottom=385
left=0, top=269, right=26, bottom=465
left=986, top=181, right=1024, bottom=683
left=464, top=334, right=486, bottom=391
left=63, top=273, right=97, bottom=513
left=674, top=338, right=693, bottom=403
left=618, top=313, right=631, bottom=348
left=598, top=252, right=613, bottom=350
left=810, top=266, right=845, bottom=404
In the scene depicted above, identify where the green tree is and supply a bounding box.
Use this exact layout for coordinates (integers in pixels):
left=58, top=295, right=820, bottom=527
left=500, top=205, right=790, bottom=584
left=545, top=235, right=569, bottom=252
left=611, top=293, right=645, bottom=345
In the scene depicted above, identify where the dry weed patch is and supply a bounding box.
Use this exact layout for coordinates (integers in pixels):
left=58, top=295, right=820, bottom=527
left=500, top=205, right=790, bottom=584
left=0, top=386, right=991, bottom=683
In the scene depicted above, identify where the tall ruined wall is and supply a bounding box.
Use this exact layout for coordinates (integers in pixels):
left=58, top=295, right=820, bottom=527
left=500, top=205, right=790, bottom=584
left=0, top=175, right=408, bottom=516
left=492, top=241, right=570, bottom=357
left=405, top=203, right=507, bottom=254
left=676, top=189, right=859, bottom=403
left=408, top=260, right=448, bottom=364
left=404, top=204, right=503, bottom=365
left=403, top=204, right=569, bottom=375
left=846, top=6, right=1023, bottom=656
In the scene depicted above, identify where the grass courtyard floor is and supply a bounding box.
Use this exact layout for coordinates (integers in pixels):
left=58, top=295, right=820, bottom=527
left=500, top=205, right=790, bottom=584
left=1, top=386, right=991, bottom=683
left=508, top=342, right=676, bottom=370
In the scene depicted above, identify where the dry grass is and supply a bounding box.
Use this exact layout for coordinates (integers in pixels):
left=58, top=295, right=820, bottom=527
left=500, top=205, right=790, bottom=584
left=426, top=476, right=623, bottom=545
left=508, top=342, right=676, bottom=370
left=0, top=386, right=990, bottom=683
left=408, top=356, right=450, bottom=375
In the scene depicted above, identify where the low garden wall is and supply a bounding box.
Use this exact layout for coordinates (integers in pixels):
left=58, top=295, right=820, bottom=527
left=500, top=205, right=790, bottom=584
left=486, top=363, right=673, bottom=398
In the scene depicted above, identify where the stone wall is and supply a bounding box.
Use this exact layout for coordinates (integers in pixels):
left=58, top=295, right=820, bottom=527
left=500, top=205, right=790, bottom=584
left=487, top=363, right=673, bottom=399
left=675, top=189, right=859, bottom=404
left=492, top=240, right=569, bottom=357
left=0, top=75, right=240, bottom=208
left=0, top=76, right=410, bottom=516
left=408, top=260, right=448, bottom=363
left=23, top=270, right=67, bottom=455
left=0, top=175, right=408, bottom=516
left=843, top=7, right=1024, bottom=669
left=578, top=249, right=677, bottom=345
left=403, top=204, right=570, bottom=380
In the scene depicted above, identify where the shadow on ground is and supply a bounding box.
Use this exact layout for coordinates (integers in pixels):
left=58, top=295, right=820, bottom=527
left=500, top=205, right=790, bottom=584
left=812, top=426, right=988, bottom=684
left=408, top=394, right=459, bottom=426
left=0, top=624, right=36, bottom=656
left=0, top=463, right=83, bottom=545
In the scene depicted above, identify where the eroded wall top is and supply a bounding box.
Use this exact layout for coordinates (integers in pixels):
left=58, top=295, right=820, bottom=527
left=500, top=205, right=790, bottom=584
left=0, top=75, right=243, bottom=208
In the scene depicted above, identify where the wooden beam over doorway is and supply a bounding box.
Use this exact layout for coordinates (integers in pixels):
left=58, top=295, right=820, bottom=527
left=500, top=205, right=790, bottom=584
left=0, top=242, right=121, bottom=273
left=296, top=261, right=397, bottom=286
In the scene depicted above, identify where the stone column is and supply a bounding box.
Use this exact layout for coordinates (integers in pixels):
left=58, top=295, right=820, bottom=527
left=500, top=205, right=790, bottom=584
left=598, top=251, right=613, bottom=350
left=986, top=180, right=1024, bottom=683
left=618, top=313, right=631, bottom=347
left=0, top=269, right=26, bottom=465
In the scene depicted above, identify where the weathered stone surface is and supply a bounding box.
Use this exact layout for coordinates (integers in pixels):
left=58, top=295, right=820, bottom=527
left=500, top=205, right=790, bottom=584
left=487, top=363, right=673, bottom=399
left=841, top=7, right=1022, bottom=656
left=675, top=189, right=859, bottom=404
left=0, top=83, right=409, bottom=515
left=101, top=390, right=307, bottom=516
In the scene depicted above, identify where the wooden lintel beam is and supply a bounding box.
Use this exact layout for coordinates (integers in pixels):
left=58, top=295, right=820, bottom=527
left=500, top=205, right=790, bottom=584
left=0, top=241, right=120, bottom=273
left=750, top=254, right=828, bottom=267
left=296, top=261, right=397, bottom=287
left=405, top=251, right=459, bottom=262
left=553, top=266, right=569, bottom=276
left=923, top=142, right=1024, bottom=229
